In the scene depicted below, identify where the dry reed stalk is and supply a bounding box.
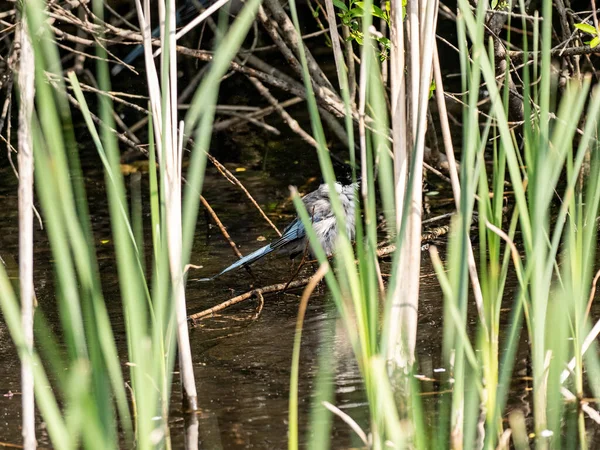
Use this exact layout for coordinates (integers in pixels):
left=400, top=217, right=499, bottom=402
left=17, top=14, right=37, bottom=450
left=176, top=0, right=231, bottom=41
left=184, top=412, right=199, bottom=450
left=386, top=0, right=439, bottom=374
left=390, top=0, right=407, bottom=232
left=135, top=0, right=198, bottom=410
left=167, top=0, right=198, bottom=411
left=323, top=0, right=347, bottom=94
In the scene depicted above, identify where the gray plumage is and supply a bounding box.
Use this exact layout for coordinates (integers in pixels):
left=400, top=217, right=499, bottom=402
left=200, top=181, right=357, bottom=281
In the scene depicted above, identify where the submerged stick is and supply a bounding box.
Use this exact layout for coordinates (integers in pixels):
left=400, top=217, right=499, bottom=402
left=188, top=278, right=311, bottom=324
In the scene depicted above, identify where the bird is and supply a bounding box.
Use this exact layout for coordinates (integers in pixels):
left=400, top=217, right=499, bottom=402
left=200, top=181, right=358, bottom=281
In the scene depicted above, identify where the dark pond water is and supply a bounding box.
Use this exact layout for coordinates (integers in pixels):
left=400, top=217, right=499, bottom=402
left=3, top=1, right=600, bottom=447
left=0, top=91, right=597, bottom=448
left=4, top=123, right=600, bottom=448
left=0, top=137, right=465, bottom=449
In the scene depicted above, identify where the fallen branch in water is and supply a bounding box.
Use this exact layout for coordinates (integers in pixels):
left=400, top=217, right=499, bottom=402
left=188, top=224, right=453, bottom=324
left=188, top=278, right=310, bottom=324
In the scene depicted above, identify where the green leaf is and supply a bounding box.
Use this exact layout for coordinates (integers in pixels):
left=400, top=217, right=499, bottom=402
left=575, top=23, right=598, bottom=35
left=353, top=2, right=386, bottom=19
left=591, top=36, right=600, bottom=48
left=339, top=13, right=352, bottom=26
left=429, top=80, right=436, bottom=99
left=349, top=7, right=364, bottom=18
left=372, top=5, right=386, bottom=20
left=377, top=36, right=391, bottom=49
left=332, top=0, right=348, bottom=12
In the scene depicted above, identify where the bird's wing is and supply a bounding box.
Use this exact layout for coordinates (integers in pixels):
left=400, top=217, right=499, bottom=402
left=270, top=188, right=330, bottom=250
left=270, top=218, right=306, bottom=250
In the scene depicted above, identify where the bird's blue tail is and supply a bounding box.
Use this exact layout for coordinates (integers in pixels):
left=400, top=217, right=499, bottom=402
left=200, top=218, right=308, bottom=281
left=199, top=243, right=275, bottom=281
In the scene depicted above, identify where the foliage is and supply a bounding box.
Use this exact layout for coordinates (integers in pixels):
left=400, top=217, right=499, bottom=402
left=333, top=0, right=400, bottom=60
left=574, top=22, right=600, bottom=48
left=0, top=0, right=261, bottom=448
left=287, top=0, right=600, bottom=448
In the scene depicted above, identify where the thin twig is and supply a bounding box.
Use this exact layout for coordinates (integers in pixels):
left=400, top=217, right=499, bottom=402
left=213, top=97, right=304, bottom=131
left=199, top=195, right=243, bottom=259
left=246, top=75, right=318, bottom=148
left=197, top=194, right=255, bottom=279
left=433, top=43, right=488, bottom=335
left=322, top=401, right=369, bottom=447
left=202, top=150, right=282, bottom=237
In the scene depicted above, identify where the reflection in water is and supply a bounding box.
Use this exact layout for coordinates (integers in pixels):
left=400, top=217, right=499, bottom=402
left=2, top=159, right=555, bottom=448
left=0, top=163, right=375, bottom=448
left=185, top=413, right=200, bottom=450
left=180, top=289, right=366, bottom=449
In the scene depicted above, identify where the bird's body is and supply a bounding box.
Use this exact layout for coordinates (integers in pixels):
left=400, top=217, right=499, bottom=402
left=202, top=182, right=357, bottom=280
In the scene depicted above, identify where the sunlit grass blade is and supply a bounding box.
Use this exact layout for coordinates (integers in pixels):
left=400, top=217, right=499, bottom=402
left=0, top=263, right=72, bottom=449
left=307, top=314, right=336, bottom=450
